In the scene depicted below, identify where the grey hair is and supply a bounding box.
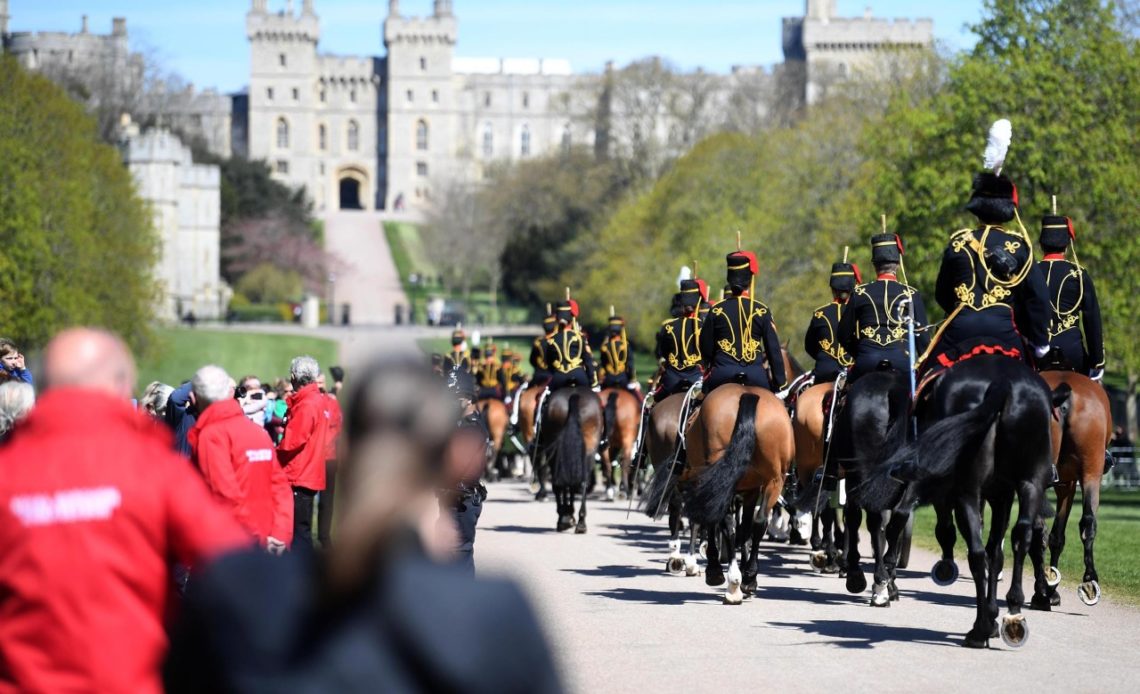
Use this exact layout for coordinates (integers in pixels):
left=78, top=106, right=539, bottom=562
left=290, top=355, right=320, bottom=386
left=140, top=381, right=174, bottom=418
left=192, top=365, right=233, bottom=407
left=0, top=381, right=35, bottom=435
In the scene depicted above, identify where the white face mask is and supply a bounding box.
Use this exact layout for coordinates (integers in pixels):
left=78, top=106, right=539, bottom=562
left=241, top=395, right=268, bottom=415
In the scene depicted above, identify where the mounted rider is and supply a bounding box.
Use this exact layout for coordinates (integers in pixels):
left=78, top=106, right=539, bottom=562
left=1037, top=211, right=1105, bottom=380
left=923, top=120, right=1051, bottom=374
left=529, top=313, right=558, bottom=387
left=805, top=261, right=860, bottom=384
left=498, top=347, right=525, bottom=399
left=837, top=234, right=929, bottom=382
left=699, top=250, right=786, bottom=393
left=542, top=297, right=598, bottom=392
left=654, top=278, right=707, bottom=399
left=475, top=343, right=504, bottom=400
left=442, top=327, right=470, bottom=373
left=598, top=312, right=638, bottom=392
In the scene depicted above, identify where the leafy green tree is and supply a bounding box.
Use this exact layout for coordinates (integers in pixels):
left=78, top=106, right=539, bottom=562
left=0, top=57, right=159, bottom=351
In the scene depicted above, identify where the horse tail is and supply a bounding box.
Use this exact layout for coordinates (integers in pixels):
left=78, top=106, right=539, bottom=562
left=552, top=394, right=589, bottom=487
left=603, top=392, right=618, bottom=447
left=682, top=393, right=759, bottom=526
left=858, top=379, right=1010, bottom=512
left=641, top=452, right=677, bottom=519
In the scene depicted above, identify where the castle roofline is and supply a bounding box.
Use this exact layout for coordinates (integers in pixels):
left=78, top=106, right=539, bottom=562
left=452, top=56, right=572, bottom=76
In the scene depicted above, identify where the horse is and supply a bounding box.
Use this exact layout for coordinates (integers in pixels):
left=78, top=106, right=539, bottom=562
left=535, top=387, right=604, bottom=533
left=790, top=381, right=844, bottom=574
left=1033, top=370, right=1113, bottom=609
left=517, top=384, right=545, bottom=497
left=682, top=384, right=794, bottom=604
left=478, top=398, right=510, bottom=481
left=858, top=355, right=1054, bottom=648
left=600, top=387, right=641, bottom=501
left=641, top=392, right=701, bottom=576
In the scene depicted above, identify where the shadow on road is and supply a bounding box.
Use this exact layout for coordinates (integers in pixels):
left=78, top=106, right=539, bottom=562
left=768, top=619, right=959, bottom=649
left=585, top=587, right=713, bottom=605
left=562, top=564, right=663, bottom=579
left=758, top=584, right=866, bottom=607
left=486, top=524, right=551, bottom=535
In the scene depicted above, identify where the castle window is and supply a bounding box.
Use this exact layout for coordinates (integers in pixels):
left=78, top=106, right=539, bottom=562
left=420, top=56, right=427, bottom=71
left=522, top=92, right=530, bottom=109
left=320, top=90, right=326, bottom=102
left=276, top=118, right=289, bottom=149
left=267, top=87, right=274, bottom=100
left=483, top=92, right=491, bottom=107
left=561, top=123, right=572, bottom=152
left=406, top=89, right=414, bottom=103
left=520, top=125, right=531, bottom=157
left=432, top=90, right=439, bottom=103
left=416, top=162, right=428, bottom=177
left=347, top=120, right=360, bottom=151
left=416, top=120, right=429, bottom=151
left=292, top=87, right=300, bottom=101
left=275, top=160, right=289, bottom=174
left=482, top=123, right=493, bottom=158
left=319, top=124, right=327, bottom=151
left=279, top=53, right=287, bottom=67
left=350, top=90, right=357, bottom=103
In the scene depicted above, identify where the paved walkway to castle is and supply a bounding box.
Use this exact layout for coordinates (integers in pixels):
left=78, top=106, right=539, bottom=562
left=478, top=481, right=1140, bottom=693
left=324, top=211, right=408, bottom=326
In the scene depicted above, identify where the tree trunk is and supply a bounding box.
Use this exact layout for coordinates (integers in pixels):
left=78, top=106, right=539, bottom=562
left=1128, top=370, right=1139, bottom=443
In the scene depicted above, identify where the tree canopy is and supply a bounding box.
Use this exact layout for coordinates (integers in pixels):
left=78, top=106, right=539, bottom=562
left=0, top=57, right=159, bottom=351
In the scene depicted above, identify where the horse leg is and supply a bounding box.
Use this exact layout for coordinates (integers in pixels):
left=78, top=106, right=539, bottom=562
left=741, top=493, right=762, bottom=595
left=705, top=523, right=725, bottom=587
left=685, top=518, right=701, bottom=576
left=810, top=510, right=823, bottom=551
left=601, top=446, right=617, bottom=501
left=821, top=507, right=841, bottom=574
left=844, top=502, right=867, bottom=594
left=879, top=509, right=910, bottom=603
left=723, top=500, right=744, bottom=605
left=868, top=511, right=892, bottom=607
left=985, top=495, right=1013, bottom=631
left=931, top=499, right=959, bottom=585
left=1000, top=480, right=1040, bottom=648
left=1077, top=476, right=1102, bottom=605
left=1043, top=480, right=1074, bottom=606
left=665, top=496, right=685, bottom=574
left=575, top=480, right=588, bottom=534
left=955, top=497, right=992, bottom=648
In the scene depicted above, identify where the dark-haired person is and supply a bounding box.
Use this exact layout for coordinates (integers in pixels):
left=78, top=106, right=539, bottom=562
left=1037, top=213, right=1104, bottom=380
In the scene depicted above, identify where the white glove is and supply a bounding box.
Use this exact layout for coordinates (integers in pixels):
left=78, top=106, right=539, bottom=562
left=1033, top=344, right=1050, bottom=359
left=266, top=537, right=287, bottom=555
left=1090, top=368, right=1104, bottom=382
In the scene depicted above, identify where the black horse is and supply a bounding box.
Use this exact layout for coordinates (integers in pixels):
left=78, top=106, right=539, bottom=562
left=858, top=355, right=1054, bottom=648
left=830, top=369, right=913, bottom=606
left=537, top=388, right=604, bottom=533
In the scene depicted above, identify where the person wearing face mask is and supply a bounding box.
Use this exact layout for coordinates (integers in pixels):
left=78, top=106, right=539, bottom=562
left=236, top=376, right=269, bottom=426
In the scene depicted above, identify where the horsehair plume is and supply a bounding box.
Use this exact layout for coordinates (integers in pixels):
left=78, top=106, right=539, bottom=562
left=677, top=265, right=692, bottom=287
left=983, top=119, right=1012, bottom=174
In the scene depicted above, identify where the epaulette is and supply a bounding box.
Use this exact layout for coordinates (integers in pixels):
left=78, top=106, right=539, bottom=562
left=950, top=227, right=974, bottom=239
left=811, top=303, right=833, bottom=314
left=661, top=318, right=673, bottom=326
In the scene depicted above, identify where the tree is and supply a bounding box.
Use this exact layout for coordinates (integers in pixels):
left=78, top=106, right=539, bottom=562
left=0, top=57, right=159, bottom=351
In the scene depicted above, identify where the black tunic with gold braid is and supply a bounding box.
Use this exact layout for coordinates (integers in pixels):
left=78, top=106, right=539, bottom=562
left=599, top=334, right=635, bottom=389
left=542, top=326, right=596, bottom=390
left=930, top=225, right=1050, bottom=369
left=804, top=302, right=852, bottom=383
left=655, top=314, right=703, bottom=397
left=837, top=277, right=929, bottom=381
left=699, top=295, right=785, bottom=392
left=475, top=358, right=503, bottom=400
left=1038, top=256, right=1103, bottom=374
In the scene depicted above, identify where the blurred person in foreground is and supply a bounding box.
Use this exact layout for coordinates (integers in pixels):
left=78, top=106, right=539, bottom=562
left=140, top=381, right=175, bottom=421
left=0, top=329, right=248, bottom=694
left=0, top=381, right=35, bottom=443
left=316, top=369, right=344, bottom=549
left=165, top=360, right=562, bottom=694
left=443, top=366, right=490, bottom=574
left=277, top=356, right=331, bottom=549
left=189, top=366, right=294, bottom=554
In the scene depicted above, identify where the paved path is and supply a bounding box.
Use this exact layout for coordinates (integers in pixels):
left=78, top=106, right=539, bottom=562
left=477, top=482, right=1140, bottom=693
left=324, top=211, right=407, bottom=325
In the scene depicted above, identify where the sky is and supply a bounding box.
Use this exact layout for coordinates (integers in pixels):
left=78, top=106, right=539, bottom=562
left=8, top=1, right=984, bottom=94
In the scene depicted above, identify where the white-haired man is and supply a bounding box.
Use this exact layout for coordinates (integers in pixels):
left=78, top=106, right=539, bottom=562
left=278, top=355, right=331, bottom=549
left=189, top=365, right=293, bottom=553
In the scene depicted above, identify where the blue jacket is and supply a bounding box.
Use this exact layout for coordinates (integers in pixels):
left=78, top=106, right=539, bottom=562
left=2, top=367, right=33, bottom=385
left=165, top=382, right=197, bottom=457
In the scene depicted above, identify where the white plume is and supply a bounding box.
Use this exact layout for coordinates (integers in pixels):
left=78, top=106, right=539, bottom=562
left=677, top=265, right=692, bottom=287
left=983, top=119, right=1012, bottom=174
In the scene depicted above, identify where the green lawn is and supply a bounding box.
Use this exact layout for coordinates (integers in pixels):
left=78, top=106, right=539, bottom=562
left=910, top=488, right=1140, bottom=605
left=136, top=328, right=339, bottom=394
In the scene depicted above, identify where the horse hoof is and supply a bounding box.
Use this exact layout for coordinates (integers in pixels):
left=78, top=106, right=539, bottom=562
left=556, top=516, right=572, bottom=532
left=931, top=559, right=959, bottom=587
left=605, top=486, right=616, bottom=502
left=575, top=521, right=588, bottom=534
left=846, top=570, right=867, bottom=595
left=1049, top=590, right=1061, bottom=607
left=888, top=580, right=899, bottom=602
left=535, top=490, right=548, bottom=502
left=742, top=580, right=758, bottom=596
left=1078, top=580, right=1101, bottom=606
left=617, top=490, right=628, bottom=502
left=705, top=568, right=725, bottom=587
left=822, top=562, right=841, bottom=575
left=1045, top=565, right=1062, bottom=588
left=999, top=614, right=1029, bottom=648
left=666, top=555, right=686, bottom=575
left=684, top=555, right=700, bottom=577
left=1029, top=594, right=1052, bottom=612
left=961, top=634, right=989, bottom=649
left=869, top=582, right=891, bottom=607
left=810, top=551, right=828, bottom=572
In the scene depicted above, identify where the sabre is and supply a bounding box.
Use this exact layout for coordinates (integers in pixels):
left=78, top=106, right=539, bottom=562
left=898, top=296, right=918, bottom=442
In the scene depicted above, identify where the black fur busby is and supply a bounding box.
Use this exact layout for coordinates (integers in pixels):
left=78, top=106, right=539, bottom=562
left=966, top=172, right=1018, bottom=224
left=725, top=251, right=757, bottom=292
left=870, top=234, right=902, bottom=265
left=1040, top=215, right=1074, bottom=251
left=679, top=279, right=707, bottom=311
left=669, top=292, right=685, bottom=319
left=542, top=314, right=557, bottom=333
left=470, top=347, right=483, bottom=361
left=829, top=262, right=861, bottom=293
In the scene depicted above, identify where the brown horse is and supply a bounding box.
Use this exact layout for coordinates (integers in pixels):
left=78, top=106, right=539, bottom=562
left=641, top=392, right=701, bottom=576
left=517, top=384, right=544, bottom=495
left=600, top=387, right=641, bottom=501
left=1034, top=371, right=1113, bottom=609
left=478, top=398, right=510, bottom=481
left=683, top=384, right=794, bottom=603
left=537, top=387, right=604, bottom=533
left=791, top=381, right=844, bottom=572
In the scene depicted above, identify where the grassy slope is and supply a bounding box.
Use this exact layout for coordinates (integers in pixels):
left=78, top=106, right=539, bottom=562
left=137, top=328, right=339, bottom=392
left=910, top=489, right=1140, bottom=604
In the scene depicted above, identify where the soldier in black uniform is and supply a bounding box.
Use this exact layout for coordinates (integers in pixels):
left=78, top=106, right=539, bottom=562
left=475, top=344, right=504, bottom=400
left=805, top=261, right=860, bottom=383
left=699, top=251, right=786, bottom=393
left=655, top=279, right=706, bottom=398
left=927, top=172, right=1051, bottom=371
left=543, top=299, right=597, bottom=391
left=1038, top=214, right=1105, bottom=380
left=599, top=315, right=637, bottom=390
left=837, top=235, right=929, bottom=382
left=498, top=348, right=525, bottom=398
left=529, top=314, right=557, bottom=386
left=441, top=327, right=469, bottom=373
left=443, top=367, right=490, bottom=575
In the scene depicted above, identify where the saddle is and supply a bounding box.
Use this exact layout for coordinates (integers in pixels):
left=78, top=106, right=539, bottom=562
left=1038, top=347, right=1077, bottom=373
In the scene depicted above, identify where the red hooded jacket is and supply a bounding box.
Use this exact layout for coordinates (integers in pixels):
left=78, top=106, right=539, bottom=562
left=277, top=383, right=330, bottom=490
left=324, top=393, right=342, bottom=462
left=189, top=399, right=294, bottom=547
left=0, top=389, right=250, bottom=694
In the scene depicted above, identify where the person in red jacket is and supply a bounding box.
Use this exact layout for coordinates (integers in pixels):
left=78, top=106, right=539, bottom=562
left=189, top=365, right=294, bottom=553
left=278, top=355, right=331, bottom=549
left=0, top=328, right=249, bottom=694
left=316, top=371, right=343, bottom=549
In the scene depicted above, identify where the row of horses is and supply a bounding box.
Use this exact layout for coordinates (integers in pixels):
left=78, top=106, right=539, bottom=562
left=474, top=349, right=1113, bottom=649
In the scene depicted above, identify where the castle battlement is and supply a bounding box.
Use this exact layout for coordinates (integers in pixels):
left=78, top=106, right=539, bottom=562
left=803, top=16, right=933, bottom=47
left=246, top=0, right=319, bottom=44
